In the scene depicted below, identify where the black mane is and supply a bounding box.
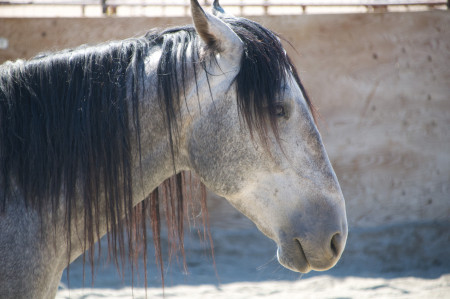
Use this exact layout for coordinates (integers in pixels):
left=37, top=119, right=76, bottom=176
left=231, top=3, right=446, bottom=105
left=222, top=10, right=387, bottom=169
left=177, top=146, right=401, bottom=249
left=230, top=18, right=313, bottom=145
left=0, top=17, right=312, bottom=286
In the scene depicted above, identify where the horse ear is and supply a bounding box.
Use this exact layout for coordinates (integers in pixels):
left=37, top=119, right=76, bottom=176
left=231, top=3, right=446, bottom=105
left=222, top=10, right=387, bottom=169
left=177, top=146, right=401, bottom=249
left=212, top=0, right=234, bottom=18
left=190, top=0, right=243, bottom=56
left=212, top=0, right=225, bottom=16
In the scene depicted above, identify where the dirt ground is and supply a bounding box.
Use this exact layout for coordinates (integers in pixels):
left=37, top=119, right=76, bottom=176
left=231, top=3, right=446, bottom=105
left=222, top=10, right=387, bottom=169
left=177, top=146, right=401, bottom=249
left=56, top=275, right=450, bottom=299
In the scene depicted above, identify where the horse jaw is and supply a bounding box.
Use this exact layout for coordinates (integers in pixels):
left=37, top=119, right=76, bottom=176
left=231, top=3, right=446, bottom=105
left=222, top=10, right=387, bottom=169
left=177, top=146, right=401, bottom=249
left=227, top=168, right=348, bottom=273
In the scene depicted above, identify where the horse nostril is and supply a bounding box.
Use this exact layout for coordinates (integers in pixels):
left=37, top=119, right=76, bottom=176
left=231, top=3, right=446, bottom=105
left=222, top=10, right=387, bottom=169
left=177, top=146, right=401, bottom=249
left=330, top=233, right=340, bottom=257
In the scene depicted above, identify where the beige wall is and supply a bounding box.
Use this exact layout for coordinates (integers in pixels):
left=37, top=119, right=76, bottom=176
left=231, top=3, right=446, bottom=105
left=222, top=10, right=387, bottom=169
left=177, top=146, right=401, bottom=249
left=0, top=12, right=449, bottom=228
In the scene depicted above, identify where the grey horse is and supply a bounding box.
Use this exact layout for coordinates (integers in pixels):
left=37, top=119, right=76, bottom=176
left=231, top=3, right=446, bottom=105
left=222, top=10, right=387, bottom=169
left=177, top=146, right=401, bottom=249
left=0, top=1, right=347, bottom=297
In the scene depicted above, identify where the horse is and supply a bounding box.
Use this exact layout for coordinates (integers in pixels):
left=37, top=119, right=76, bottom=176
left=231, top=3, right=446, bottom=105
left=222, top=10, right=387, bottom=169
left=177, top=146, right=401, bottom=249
left=0, top=0, right=348, bottom=298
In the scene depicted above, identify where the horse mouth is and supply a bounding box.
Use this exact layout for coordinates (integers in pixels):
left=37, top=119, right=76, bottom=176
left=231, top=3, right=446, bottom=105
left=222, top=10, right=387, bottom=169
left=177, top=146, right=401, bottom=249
left=277, top=240, right=312, bottom=273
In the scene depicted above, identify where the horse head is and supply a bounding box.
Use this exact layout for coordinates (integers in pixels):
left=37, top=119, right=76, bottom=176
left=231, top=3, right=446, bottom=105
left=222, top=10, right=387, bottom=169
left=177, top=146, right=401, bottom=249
left=184, top=0, right=348, bottom=273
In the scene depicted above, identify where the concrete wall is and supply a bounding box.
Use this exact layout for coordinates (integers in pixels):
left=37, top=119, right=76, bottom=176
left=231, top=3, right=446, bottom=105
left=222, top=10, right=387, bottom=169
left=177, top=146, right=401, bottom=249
left=0, top=12, right=449, bottom=229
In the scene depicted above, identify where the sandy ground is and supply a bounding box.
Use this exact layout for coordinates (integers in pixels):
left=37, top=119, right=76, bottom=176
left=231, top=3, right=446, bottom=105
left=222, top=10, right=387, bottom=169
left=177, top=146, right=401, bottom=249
left=56, top=275, right=450, bottom=299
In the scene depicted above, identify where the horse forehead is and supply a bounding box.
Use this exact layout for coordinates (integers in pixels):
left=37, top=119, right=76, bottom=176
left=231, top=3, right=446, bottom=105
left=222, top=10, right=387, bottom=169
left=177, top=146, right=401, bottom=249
left=281, top=75, right=307, bottom=105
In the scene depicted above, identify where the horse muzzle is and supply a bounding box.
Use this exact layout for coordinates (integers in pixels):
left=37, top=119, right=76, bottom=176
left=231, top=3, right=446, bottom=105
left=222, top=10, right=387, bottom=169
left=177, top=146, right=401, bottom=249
left=276, top=206, right=348, bottom=273
left=277, top=230, right=347, bottom=273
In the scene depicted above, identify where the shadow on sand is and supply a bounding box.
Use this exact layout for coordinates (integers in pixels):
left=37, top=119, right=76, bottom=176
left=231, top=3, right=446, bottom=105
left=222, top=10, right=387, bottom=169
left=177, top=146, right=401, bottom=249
left=59, top=220, right=449, bottom=289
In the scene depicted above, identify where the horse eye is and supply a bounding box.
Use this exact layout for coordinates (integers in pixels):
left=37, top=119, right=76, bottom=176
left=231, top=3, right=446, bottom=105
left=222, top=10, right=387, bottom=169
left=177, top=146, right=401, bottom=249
left=273, top=104, right=286, bottom=118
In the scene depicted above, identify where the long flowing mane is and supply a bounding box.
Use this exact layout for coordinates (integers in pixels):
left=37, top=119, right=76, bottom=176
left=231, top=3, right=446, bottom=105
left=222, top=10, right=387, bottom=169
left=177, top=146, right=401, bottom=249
left=0, top=17, right=312, bottom=286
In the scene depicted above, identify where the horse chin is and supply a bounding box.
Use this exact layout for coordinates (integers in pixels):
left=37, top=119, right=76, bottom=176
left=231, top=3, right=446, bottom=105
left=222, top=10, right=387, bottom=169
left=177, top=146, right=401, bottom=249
left=276, top=244, right=312, bottom=273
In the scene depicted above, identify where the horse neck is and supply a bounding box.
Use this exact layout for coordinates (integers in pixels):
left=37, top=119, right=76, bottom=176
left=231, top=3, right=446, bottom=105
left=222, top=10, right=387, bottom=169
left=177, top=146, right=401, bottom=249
left=129, top=31, right=241, bottom=205
left=129, top=49, right=198, bottom=206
